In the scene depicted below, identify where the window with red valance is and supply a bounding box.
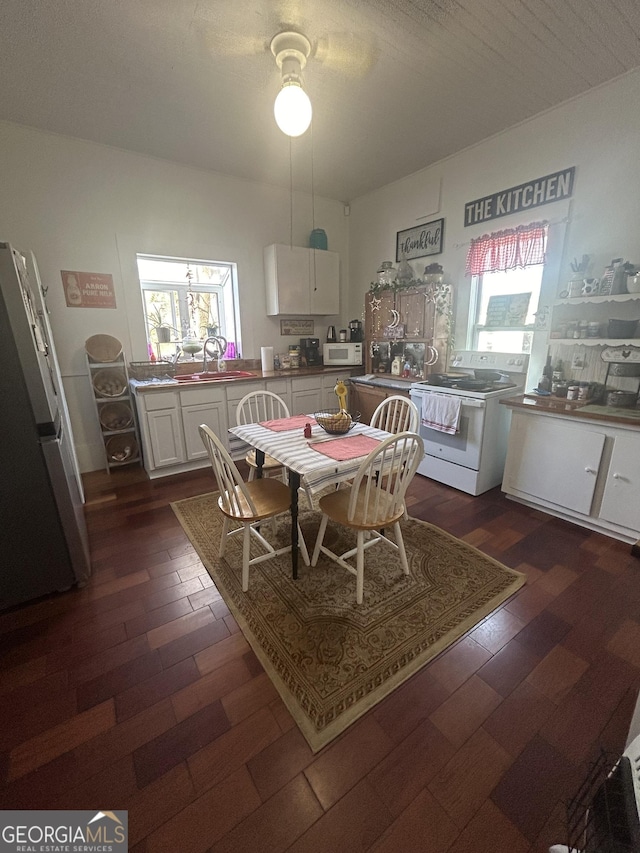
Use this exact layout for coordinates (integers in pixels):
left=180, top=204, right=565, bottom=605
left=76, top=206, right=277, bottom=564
left=465, top=221, right=548, bottom=277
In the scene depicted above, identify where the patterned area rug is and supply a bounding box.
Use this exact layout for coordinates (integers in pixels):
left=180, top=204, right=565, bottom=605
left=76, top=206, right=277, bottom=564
left=171, top=493, right=526, bottom=752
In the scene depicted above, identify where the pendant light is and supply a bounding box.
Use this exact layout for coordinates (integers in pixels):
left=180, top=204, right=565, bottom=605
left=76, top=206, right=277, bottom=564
left=270, top=31, right=312, bottom=137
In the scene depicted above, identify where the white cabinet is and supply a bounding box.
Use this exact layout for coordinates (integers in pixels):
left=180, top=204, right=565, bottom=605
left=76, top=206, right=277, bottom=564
left=291, top=375, right=323, bottom=415
left=264, top=244, right=339, bottom=316
left=599, top=434, right=640, bottom=530
left=503, top=407, right=640, bottom=543
left=143, top=391, right=185, bottom=469
left=180, top=386, right=227, bottom=461
left=504, top=415, right=605, bottom=514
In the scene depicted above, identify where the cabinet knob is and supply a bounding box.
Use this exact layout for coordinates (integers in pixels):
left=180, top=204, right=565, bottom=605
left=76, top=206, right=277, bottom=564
left=584, top=467, right=597, bottom=474
left=612, top=473, right=621, bottom=479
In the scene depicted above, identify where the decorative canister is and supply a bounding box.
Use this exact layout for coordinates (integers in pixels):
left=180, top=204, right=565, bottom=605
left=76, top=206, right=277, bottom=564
left=377, top=261, right=397, bottom=287
left=606, top=390, right=638, bottom=408
left=587, top=321, right=601, bottom=338
left=309, top=228, right=328, bottom=250
left=288, top=346, right=300, bottom=369
left=566, top=385, right=579, bottom=401
left=626, top=273, right=640, bottom=294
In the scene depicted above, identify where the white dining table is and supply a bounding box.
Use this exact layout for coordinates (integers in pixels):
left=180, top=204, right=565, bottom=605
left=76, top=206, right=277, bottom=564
left=228, top=418, right=392, bottom=579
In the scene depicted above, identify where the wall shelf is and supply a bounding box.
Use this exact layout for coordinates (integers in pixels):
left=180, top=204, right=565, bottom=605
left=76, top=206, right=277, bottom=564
left=554, top=293, right=640, bottom=306
left=550, top=337, right=640, bottom=346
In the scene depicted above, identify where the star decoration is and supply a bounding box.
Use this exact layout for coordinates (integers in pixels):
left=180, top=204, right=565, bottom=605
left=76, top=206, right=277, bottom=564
left=369, top=295, right=382, bottom=312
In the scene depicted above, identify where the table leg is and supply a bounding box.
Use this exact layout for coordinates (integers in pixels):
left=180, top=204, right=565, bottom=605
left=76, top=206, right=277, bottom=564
left=255, top=449, right=264, bottom=478
left=289, top=469, right=300, bottom=580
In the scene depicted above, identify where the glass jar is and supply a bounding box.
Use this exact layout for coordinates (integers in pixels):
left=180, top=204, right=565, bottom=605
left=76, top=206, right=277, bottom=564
left=377, top=261, right=397, bottom=287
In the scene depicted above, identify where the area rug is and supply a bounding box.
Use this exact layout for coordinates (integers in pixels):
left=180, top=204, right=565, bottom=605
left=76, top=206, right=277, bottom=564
left=171, top=492, right=526, bottom=752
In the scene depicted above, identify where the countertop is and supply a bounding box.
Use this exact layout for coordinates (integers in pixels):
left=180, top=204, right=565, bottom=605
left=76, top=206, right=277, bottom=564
left=501, top=394, right=640, bottom=428
left=349, top=374, right=417, bottom=392
left=130, top=365, right=360, bottom=392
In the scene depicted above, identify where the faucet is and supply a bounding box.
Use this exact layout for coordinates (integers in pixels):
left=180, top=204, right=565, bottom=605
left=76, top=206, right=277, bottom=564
left=202, top=335, right=227, bottom=372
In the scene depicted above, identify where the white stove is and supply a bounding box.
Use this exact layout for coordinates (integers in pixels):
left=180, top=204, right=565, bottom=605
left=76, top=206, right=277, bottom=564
left=410, top=351, right=529, bottom=495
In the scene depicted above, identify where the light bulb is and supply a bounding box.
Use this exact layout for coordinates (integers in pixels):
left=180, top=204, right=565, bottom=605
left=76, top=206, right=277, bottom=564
left=274, top=81, right=312, bottom=137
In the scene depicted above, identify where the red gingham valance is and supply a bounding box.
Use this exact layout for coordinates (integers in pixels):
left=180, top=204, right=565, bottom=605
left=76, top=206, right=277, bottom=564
left=465, top=221, right=548, bottom=276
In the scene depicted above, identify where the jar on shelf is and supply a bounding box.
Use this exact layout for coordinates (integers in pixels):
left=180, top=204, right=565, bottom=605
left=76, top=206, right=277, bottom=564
left=377, top=261, right=397, bottom=287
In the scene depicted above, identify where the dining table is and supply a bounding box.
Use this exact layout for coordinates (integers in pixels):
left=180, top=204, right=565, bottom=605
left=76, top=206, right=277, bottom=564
left=228, top=416, right=392, bottom=579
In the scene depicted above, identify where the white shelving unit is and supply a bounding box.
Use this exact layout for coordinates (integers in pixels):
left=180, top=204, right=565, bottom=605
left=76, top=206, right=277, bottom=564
left=86, top=351, right=142, bottom=472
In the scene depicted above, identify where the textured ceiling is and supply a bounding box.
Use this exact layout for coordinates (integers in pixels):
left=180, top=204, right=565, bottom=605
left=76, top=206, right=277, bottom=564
left=1, top=0, right=639, bottom=201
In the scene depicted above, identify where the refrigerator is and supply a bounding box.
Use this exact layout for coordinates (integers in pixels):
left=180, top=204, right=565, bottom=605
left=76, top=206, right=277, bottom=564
left=0, top=241, right=90, bottom=609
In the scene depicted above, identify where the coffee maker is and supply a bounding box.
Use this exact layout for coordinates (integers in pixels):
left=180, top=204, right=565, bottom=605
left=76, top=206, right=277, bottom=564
left=349, top=319, right=363, bottom=342
left=300, top=337, right=321, bottom=366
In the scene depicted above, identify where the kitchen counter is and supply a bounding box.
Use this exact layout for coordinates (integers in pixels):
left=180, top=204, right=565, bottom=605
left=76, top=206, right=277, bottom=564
left=131, top=364, right=360, bottom=393
left=350, top=374, right=416, bottom=393
left=501, top=394, right=640, bottom=428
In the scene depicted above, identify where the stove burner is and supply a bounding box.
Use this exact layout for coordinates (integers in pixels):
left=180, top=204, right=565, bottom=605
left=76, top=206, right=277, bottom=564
left=421, top=373, right=518, bottom=394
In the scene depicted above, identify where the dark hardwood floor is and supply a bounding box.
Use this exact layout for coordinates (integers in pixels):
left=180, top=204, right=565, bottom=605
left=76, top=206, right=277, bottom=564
left=1, top=463, right=639, bottom=852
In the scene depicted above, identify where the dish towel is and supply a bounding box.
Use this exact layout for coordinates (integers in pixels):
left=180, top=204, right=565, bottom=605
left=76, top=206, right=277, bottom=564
left=421, top=394, right=461, bottom=434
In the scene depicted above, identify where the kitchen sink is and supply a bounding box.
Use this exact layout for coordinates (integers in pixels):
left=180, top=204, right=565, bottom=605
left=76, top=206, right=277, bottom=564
left=174, top=370, right=256, bottom=382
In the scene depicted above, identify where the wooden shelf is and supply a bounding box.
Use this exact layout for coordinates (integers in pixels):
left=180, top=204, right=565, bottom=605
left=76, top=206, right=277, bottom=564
left=549, top=338, right=640, bottom=346
left=554, top=293, right=640, bottom=306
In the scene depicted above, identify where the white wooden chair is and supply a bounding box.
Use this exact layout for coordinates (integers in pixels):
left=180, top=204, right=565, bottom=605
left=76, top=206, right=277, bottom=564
left=199, top=424, right=309, bottom=592
left=311, top=432, right=423, bottom=604
left=235, top=390, right=290, bottom=481
left=369, top=395, right=420, bottom=518
left=370, top=395, right=419, bottom=433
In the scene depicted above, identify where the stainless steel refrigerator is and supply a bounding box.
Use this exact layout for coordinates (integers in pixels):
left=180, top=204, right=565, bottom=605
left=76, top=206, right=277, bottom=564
left=0, top=241, right=90, bottom=609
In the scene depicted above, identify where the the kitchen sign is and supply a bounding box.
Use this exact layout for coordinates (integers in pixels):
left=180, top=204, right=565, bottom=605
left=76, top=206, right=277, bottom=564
left=62, top=270, right=116, bottom=308
left=464, top=167, right=575, bottom=227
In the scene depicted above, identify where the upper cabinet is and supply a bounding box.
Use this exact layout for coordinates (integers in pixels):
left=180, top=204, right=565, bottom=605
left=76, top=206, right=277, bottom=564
left=264, top=244, right=339, bottom=315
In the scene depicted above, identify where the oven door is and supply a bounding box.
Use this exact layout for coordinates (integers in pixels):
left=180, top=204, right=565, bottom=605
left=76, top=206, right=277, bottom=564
left=410, top=390, right=486, bottom=470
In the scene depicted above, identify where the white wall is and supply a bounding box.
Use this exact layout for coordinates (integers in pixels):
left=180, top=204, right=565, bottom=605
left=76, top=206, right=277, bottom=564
left=348, top=69, right=640, bottom=389
left=0, top=123, right=348, bottom=471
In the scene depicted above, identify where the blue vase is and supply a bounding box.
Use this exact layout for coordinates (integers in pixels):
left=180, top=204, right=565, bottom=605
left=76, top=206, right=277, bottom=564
left=309, top=229, right=328, bottom=250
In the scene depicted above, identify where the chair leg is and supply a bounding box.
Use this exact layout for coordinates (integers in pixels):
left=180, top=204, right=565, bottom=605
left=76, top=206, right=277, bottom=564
left=394, top=521, right=410, bottom=575
left=242, top=523, right=251, bottom=591
left=219, top=516, right=230, bottom=559
left=311, top=513, right=329, bottom=566
left=247, top=466, right=256, bottom=482
left=297, top=522, right=310, bottom=566
left=356, top=530, right=365, bottom=604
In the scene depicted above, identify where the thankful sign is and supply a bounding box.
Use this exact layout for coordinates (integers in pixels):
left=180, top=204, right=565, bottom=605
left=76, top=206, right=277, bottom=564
left=464, top=167, right=575, bottom=227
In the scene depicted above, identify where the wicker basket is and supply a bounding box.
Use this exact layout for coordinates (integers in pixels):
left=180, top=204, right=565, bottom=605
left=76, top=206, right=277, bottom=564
left=92, top=367, right=127, bottom=397
left=314, top=408, right=361, bottom=435
left=105, top=434, right=138, bottom=463
left=129, top=360, right=177, bottom=381
left=85, top=334, right=123, bottom=363
left=99, top=401, right=133, bottom=431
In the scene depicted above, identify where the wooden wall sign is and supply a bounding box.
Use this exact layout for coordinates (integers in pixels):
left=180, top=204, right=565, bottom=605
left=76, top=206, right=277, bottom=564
left=280, top=318, right=314, bottom=336
left=396, top=218, right=444, bottom=261
left=464, top=166, right=575, bottom=227
left=62, top=270, right=116, bottom=308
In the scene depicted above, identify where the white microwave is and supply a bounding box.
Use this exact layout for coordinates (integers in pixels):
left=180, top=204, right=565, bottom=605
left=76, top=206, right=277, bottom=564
left=323, top=342, right=363, bottom=366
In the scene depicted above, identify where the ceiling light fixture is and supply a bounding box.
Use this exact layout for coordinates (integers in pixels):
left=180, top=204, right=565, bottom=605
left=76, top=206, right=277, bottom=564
left=270, top=31, right=312, bottom=137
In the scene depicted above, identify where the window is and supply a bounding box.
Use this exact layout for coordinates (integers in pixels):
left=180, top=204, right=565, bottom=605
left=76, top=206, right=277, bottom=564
left=137, top=255, right=241, bottom=358
left=471, top=265, right=544, bottom=353
left=465, top=220, right=547, bottom=353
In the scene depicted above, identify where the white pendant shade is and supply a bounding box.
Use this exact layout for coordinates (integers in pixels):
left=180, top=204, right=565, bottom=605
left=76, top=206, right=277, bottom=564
left=274, top=81, right=312, bottom=137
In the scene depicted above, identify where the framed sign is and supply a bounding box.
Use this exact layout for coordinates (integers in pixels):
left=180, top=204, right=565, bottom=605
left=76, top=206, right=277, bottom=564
left=61, top=270, right=116, bottom=309
left=280, top=318, right=314, bottom=336
left=396, top=218, right=444, bottom=262
left=485, top=293, right=531, bottom=327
